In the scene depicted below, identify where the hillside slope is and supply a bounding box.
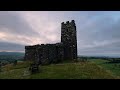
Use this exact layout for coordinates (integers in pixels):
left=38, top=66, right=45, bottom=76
left=90, top=59, right=120, bottom=78
left=0, top=61, right=117, bottom=79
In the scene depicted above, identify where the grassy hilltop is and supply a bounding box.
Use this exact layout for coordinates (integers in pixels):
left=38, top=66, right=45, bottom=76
left=0, top=59, right=119, bottom=79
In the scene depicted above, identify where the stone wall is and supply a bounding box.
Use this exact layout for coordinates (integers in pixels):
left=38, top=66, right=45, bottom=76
left=25, top=46, right=36, bottom=61
left=25, top=43, right=64, bottom=65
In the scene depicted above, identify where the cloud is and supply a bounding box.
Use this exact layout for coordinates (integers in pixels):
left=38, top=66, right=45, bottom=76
left=77, top=13, right=120, bottom=56
left=0, top=11, right=63, bottom=45
left=0, top=11, right=120, bottom=57
left=17, top=11, right=63, bottom=44
left=0, top=11, right=39, bottom=37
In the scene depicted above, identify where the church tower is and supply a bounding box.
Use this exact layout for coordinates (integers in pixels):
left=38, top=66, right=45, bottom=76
left=61, top=20, right=77, bottom=60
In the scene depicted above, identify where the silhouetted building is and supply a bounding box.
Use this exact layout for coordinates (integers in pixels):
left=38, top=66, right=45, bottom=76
left=25, top=20, right=77, bottom=65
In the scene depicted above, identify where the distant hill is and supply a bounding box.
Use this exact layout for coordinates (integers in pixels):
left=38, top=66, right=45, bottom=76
left=0, top=52, right=25, bottom=62
left=0, top=52, right=24, bottom=56
left=78, top=55, right=120, bottom=58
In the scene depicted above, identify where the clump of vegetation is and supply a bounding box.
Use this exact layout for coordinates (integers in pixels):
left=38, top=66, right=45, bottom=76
left=79, top=57, right=88, bottom=62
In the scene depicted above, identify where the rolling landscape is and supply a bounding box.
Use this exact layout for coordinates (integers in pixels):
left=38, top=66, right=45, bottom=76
left=0, top=52, right=120, bottom=79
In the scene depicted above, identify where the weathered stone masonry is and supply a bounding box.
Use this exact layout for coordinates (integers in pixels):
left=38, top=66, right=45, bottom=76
left=25, top=20, right=77, bottom=65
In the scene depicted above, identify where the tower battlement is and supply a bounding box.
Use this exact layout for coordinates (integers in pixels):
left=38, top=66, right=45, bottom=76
left=61, top=20, right=75, bottom=25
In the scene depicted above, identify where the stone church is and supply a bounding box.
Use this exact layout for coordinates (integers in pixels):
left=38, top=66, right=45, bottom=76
left=24, top=20, right=77, bottom=65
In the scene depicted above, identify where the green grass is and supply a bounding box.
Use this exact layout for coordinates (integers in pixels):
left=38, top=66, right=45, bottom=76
left=0, top=68, right=29, bottom=79
left=89, top=59, right=120, bottom=78
left=2, top=61, right=31, bottom=71
left=0, top=60, right=116, bottom=79
left=30, top=62, right=115, bottom=79
left=0, top=61, right=32, bottom=79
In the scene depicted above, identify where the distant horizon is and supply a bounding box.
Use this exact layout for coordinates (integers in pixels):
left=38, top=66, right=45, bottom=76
left=0, top=51, right=25, bottom=53
left=0, top=51, right=120, bottom=58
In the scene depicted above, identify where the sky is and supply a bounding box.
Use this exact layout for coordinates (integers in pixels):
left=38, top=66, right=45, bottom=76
left=0, top=11, right=120, bottom=57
